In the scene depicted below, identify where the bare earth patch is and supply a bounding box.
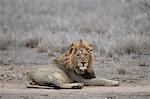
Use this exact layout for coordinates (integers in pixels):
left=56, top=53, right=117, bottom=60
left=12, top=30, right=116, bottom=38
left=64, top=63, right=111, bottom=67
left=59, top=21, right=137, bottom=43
left=1, top=83, right=150, bottom=99
left=0, top=55, right=150, bottom=99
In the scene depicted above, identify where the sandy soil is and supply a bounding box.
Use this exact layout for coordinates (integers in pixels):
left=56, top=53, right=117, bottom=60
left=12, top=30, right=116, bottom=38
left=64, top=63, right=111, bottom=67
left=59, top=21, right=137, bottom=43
left=0, top=54, right=150, bottom=86
left=0, top=55, right=150, bottom=99
left=1, top=83, right=150, bottom=99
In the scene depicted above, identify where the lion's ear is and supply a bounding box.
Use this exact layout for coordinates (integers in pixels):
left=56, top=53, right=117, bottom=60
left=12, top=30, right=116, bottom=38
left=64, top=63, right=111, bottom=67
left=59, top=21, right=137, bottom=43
left=86, top=43, right=93, bottom=52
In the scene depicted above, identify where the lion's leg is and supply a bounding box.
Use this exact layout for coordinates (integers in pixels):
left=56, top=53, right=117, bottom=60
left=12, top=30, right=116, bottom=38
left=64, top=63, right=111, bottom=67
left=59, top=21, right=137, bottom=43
left=25, top=75, right=84, bottom=89
left=49, top=77, right=84, bottom=89
left=24, top=80, right=54, bottom=89
left=66, top=70, right=119, bottom=86
left=83, top=78, right=120, bottom=86
left=45, top=75, right=84, bottom=89
left=60, top=83, right=84, bottom=89
left=24, top=74, right=55, bottom=89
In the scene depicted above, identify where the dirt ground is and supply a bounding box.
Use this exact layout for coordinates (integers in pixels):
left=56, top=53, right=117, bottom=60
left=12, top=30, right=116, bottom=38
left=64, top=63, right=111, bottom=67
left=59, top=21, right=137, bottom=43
left=0, top=54, right=150, bottom=99
left=0, top=54, right=150, bottom=86
left=1, top=84, right=150, bottom=99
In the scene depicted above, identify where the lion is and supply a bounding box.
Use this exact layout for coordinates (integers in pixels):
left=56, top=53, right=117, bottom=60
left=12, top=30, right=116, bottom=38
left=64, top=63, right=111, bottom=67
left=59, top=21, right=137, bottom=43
left=25, top=40, right=119, bottom=89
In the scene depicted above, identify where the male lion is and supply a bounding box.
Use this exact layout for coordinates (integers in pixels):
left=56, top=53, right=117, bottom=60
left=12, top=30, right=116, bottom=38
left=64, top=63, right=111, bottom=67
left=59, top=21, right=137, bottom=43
left=25, top=40, right=119, bottom=89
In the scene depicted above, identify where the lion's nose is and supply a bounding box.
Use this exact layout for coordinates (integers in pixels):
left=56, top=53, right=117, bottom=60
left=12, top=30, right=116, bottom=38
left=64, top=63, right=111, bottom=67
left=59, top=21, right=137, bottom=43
left=81, top=62, right=86, bottom=66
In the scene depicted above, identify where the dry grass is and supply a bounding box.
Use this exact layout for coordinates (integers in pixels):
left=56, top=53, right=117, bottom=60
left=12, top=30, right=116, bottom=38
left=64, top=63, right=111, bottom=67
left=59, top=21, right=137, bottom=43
left=80, top=16, right=107, bottom=34
left=0, top=0, right=150, bottom=65
left=112, top=34, right=150, bottom=55
left=22, top=37, right=39, bottom=48
left=36, top=44, right=49, bottom=53
left=0, top=38, right=10, bottom=50
left=0, top=33, right=14, bottom=50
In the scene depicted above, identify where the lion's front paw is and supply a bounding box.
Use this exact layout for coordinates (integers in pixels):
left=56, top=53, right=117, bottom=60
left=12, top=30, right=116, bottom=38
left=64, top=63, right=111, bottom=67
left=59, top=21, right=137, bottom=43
left=72, top=83, right=84, bottom=89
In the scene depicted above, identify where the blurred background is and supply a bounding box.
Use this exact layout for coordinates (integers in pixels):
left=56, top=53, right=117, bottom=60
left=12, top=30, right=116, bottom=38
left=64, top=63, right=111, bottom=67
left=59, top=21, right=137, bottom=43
left=0, top=0, right=150, bottom=85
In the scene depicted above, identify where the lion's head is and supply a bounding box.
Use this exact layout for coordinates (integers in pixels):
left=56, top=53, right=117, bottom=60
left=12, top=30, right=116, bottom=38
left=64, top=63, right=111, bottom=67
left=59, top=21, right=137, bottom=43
left=55, top=40, right=95, bottom=79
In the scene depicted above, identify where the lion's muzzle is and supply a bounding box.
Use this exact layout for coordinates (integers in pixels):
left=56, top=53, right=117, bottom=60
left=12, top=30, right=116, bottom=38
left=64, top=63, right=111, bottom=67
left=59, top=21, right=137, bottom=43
left=79, top=66, right=87, bottom=71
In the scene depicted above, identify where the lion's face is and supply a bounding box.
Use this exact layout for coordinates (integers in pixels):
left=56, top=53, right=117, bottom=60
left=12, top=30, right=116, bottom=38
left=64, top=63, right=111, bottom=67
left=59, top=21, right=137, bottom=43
left=55, top=40, right=96, bottom=79
left=73, top=48, right=90, bottom=72
left=69, top=40, right=95, bottom=76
